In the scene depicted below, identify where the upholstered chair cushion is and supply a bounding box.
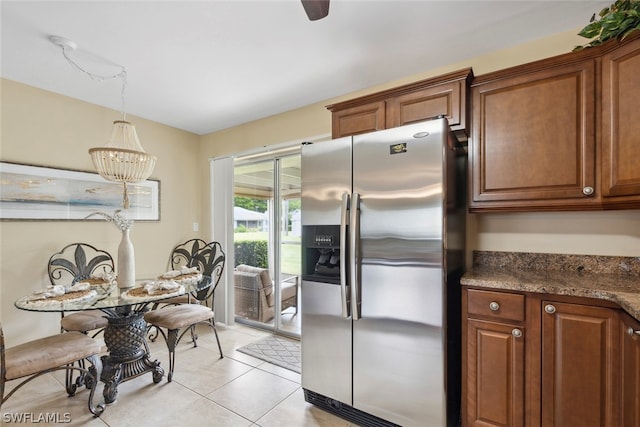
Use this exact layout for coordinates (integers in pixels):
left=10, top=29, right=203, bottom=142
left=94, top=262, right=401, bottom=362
left=144, top=305, right=214, bottom=330
left=4, top=332, right=102, bottom=380
left=60, top=311, right=109, bottom=332
left=156, top=294, right=195, bottom=305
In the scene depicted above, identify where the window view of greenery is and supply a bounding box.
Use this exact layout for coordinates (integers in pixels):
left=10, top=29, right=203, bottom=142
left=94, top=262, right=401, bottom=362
left=233, top=196, right=301, bottom=276
left=234, top=196, right=269, bottom=268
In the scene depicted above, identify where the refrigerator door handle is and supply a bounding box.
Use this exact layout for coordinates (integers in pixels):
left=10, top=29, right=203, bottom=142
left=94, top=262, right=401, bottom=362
left=350, top=192, right=361, bottom=320
left=340, top=192, right=350, bottom=318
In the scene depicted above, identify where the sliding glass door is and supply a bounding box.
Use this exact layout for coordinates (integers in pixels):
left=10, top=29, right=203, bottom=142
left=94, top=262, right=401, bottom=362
left=233, top=152, right=300, bottom=337
left=276, top=154, right=301, bottom=335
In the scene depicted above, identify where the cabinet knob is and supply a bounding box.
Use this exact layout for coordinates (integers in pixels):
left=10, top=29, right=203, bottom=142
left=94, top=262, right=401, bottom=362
left=628, top=327, right=640, bottom=336
left=512, top=328, right=523, bottom=338
left=582, top=186, right=594, bottom=196
left=489, top=301, right=500, bottom=311
left=544, top=304, right=556, bottom=314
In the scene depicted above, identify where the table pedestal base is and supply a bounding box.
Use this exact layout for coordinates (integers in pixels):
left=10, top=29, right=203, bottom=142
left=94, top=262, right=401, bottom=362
left=100, top=311, right=164, bottom=403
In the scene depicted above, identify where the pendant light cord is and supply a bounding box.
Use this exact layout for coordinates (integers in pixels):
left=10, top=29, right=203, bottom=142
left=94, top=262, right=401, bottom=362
left=51, top=35, right=156, bottom=211
left=58, top=44, right=128, bottom=120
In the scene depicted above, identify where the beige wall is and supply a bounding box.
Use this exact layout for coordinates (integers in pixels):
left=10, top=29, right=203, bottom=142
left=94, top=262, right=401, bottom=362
left=199, top=27, right=639, bottom=262
left=2, top=28, right=639, bottom=344
left=0, top=79, right=202, bottom=345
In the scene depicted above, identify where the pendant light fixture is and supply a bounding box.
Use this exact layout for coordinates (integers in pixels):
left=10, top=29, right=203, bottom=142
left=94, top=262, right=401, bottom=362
left=50, top=35, right=157, bottom=209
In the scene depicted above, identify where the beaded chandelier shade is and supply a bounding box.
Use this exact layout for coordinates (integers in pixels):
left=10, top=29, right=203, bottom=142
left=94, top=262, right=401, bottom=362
left=50, top=35, right=157, bottom=209
left=89, top=121, right=157, bottom=209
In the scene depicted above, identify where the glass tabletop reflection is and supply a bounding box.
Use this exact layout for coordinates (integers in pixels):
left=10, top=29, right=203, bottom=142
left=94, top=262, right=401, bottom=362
left=14, top=276, right=212, bottom=313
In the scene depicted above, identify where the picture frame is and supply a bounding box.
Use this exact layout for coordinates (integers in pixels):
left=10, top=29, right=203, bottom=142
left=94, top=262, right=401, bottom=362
left=0, top=161, right=160, bottom=221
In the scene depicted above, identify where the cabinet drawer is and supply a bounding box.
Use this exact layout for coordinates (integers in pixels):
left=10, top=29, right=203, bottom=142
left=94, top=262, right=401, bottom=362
left=467, top=289, right=525, bottom=322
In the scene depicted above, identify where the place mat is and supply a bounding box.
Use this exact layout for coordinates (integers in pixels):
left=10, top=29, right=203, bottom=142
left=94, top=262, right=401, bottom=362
left=237, top=335, right=301, bottom=374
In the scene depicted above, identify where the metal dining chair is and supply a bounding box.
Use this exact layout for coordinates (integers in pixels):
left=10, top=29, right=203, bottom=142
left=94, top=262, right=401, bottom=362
left=144, top=240, right=225, bottom=381
left=47, top=243, right=114, bottom=391
left=48, top=243, right=114, bottom=337
left=0, top=321, right=105, bottom=416
left=151, top=239, right=214, bottom=308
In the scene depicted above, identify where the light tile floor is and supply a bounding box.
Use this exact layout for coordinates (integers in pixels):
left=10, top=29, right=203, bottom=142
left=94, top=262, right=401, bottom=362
left=1, top=323, right=356, bottom=426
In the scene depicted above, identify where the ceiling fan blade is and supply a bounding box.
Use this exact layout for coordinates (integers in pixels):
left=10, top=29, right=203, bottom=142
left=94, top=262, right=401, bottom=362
left=301, top=0, right=330, bottom=21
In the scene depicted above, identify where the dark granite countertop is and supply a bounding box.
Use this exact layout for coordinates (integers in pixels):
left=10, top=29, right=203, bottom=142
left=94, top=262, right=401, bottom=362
left=461, top=251, right=640, bottom=320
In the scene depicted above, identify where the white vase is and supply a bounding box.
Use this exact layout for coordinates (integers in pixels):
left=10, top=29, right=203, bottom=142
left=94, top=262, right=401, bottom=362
left=117, top=228, right=135, bottom=288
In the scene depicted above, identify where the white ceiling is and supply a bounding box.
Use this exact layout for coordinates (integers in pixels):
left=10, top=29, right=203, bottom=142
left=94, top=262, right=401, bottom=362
left=1, top=0, right=609, bottom=136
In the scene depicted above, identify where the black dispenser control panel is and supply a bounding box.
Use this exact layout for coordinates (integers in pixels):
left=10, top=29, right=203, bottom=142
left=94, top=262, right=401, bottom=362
left=302, top=225, right=341, bottom=284
left=313, top=235, right=334, bottom=246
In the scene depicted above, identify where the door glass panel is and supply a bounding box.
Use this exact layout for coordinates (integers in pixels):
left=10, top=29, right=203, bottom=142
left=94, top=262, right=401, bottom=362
left=234, top=160, right=274, bottom=328
left=233, top=154, right=301, bottom=337
left=278, top=154, right=301, bottom=336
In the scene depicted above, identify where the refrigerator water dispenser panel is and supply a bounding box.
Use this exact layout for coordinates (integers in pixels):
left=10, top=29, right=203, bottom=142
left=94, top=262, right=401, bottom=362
left=302, top=225, right=341, bottom=284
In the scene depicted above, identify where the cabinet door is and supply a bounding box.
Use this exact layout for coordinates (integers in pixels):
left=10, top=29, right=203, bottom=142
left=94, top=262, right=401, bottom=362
left=466, top=319, right=525, bottom=427
left=331, top=101, right=385, bottom=138
left=541, top=301, right=619, bottom=427
left=470, top=61, right=596, bottom=210
left=601, top=36, right=640, bottom=202
left=621, top=312, right=640, bottom=427
left=386, top=80, right=466, bottom=131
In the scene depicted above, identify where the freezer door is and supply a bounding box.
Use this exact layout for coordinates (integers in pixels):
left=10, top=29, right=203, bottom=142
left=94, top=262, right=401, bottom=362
left=301, top=136, right=353, bottom=404
left=352, top=118, right=448, bottom=427
left=301, top=137, right=352, bottom=226
left=301, top=280, right=352, bottom=404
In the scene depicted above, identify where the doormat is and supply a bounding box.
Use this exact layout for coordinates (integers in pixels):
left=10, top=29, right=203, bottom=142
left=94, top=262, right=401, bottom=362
left=237, top=335, right=301, bottom=374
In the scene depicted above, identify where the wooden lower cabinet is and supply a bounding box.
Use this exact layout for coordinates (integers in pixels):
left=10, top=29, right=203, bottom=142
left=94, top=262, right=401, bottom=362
left=462, top=288, right=631, bottom=427
left=463, top=288, right=527, bottom=427
left=540, top=301, right=620, bottom=427
left=621, top=312, right=640, bottom=427
left=466, top=319, right=525, bottom=427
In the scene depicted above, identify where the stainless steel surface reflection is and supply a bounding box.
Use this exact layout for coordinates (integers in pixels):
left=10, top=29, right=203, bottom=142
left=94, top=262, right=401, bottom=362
left=301, top=118, right=465, bottom=427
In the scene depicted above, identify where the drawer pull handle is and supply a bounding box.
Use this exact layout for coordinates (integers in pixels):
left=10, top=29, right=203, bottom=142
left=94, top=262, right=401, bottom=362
left=628, top=327, right=640, bottom=336
left=544, top=304, right=556, bottom=314
left=489, top=301, right=500, bottom=311
left=512, top=328, right=523, bottom=338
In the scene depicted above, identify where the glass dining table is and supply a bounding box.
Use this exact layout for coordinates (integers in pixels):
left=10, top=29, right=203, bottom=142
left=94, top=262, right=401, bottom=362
left=14, top=276, right=211, bottom=404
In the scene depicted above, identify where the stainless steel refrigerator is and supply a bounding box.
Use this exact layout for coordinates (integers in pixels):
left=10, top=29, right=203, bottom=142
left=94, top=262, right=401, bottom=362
left=300, top=117, right=465, bottom=427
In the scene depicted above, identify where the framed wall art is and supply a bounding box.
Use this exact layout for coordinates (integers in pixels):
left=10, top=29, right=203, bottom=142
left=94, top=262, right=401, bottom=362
left=0, top=161, right=160, bottom=221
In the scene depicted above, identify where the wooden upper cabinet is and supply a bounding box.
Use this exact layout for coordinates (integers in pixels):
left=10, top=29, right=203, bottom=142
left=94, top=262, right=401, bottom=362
left=601, top=36, right=640, bottom=203
left=327, top=68, right=472, bottom=139
left=331, top=101, right=385, bottom=138
left=386, top=79, right=466, bottom=129
left=470, top=60, right=596, bottom=210
left=470, top=33, right=640, bottom=212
